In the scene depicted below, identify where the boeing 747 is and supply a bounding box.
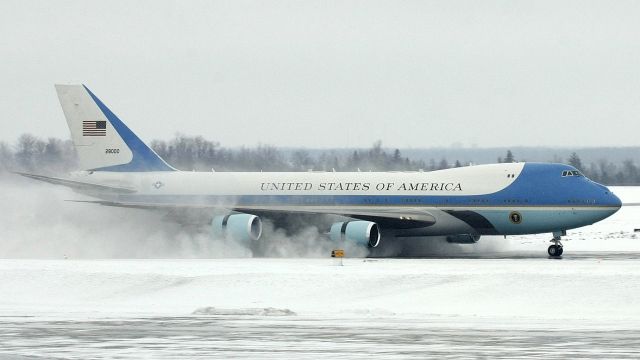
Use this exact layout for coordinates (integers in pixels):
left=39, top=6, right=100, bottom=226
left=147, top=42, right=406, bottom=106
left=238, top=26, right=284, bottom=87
left=19, top=85, right=623, bottom=257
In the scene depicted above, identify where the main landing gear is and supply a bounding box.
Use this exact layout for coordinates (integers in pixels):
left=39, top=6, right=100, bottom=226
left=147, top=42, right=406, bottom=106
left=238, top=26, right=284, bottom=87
left=548, top=231, right=566, bottom=258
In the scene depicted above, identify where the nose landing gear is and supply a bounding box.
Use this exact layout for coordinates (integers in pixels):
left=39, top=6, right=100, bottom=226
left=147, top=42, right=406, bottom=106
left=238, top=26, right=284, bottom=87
left=548, top=242, right=563, bottom=257
left=548, top=231, right=566, bottom=258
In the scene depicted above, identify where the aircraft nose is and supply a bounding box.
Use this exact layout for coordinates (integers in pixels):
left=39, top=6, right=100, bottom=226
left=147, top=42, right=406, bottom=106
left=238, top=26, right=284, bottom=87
left=601, top=185, right=622, bottom=213
left=609, top=190, right=623, bottom=209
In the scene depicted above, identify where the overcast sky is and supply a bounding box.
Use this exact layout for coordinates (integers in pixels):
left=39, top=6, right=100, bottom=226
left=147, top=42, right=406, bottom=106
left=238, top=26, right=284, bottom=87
left=1, top=0, right=639, bottom=148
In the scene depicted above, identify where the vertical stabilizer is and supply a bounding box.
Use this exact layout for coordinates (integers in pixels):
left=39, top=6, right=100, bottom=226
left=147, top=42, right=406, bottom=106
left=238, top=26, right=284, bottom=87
left=55, top=85, right=175, bottom=172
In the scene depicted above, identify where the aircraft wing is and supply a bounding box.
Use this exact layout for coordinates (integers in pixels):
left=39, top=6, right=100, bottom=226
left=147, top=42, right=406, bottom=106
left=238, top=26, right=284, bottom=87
left=233, top=206, right=436, bottom=228
left=15, top=172, right=137, bottom=194
left=65, top=199, right=436, bottom=228
left=20, top=172, right=436, bottom=228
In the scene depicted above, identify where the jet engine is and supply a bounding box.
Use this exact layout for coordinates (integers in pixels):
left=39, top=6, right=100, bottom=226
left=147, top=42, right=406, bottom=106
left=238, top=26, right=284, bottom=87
left=329, top=220, right=381, bottom=248
left=211, top=213, right=263, bottom=242
left=445, top=234, right=480, bottom=244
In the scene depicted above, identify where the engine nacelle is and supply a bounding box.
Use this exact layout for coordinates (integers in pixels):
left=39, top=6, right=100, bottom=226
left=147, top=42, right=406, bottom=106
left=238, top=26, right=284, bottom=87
left=329, top=221, right=381, bottom=248
left=211, top=213, right=262, bottom=242
left=446, top=234, right=480, bottom=244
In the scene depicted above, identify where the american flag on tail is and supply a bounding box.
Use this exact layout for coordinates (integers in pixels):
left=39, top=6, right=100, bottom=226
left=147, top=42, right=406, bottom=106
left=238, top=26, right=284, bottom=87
left=83, top=120, right=107, bottom=136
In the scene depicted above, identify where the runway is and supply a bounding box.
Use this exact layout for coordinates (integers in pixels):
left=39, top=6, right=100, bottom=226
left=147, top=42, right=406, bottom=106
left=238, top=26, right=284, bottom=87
left=1, top=252, right=640, bottom=359
left=395, top=251, right=640, bottom=260
left=1, top=314, right=639, bottom=359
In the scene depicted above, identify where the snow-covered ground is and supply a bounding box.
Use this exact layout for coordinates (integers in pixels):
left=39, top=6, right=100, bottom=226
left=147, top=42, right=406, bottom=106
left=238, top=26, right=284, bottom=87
left=2, top=255, right=640, bottom=321
left=0, top=185, right=639, bottom=358
left=2, top=255, right=640, bottom=359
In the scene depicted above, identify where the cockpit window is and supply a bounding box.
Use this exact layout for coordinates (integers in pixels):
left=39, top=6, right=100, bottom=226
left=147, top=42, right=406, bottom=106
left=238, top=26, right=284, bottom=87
left=562, top=170, right=583, bottom=177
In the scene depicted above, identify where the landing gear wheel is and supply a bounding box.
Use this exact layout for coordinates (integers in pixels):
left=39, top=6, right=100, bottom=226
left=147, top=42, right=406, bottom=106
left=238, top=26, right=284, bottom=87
left=548, top=244, right=564, bottom=257
left=548, top=231, right=565, bottom=258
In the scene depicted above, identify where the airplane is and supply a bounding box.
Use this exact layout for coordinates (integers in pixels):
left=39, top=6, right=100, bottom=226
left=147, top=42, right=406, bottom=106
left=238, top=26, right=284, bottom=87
left=18, top=84, right=623, bottom=257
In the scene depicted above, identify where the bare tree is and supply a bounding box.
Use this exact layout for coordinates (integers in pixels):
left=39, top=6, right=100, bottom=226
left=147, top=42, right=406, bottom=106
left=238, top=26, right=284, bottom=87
left=568, top=152, right=583, bottom=171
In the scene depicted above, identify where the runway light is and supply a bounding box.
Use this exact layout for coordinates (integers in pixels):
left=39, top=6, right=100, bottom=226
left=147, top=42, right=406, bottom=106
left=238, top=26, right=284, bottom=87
left=331, top=249, right=344, bottom=266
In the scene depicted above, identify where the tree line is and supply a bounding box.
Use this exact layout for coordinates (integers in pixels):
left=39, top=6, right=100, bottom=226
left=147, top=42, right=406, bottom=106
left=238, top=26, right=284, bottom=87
left=1, top=133, right=639, bottom=185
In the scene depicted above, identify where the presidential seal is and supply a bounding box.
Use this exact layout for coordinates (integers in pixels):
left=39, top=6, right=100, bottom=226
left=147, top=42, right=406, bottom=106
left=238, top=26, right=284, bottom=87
left=509, top=211, right=522, bottom=224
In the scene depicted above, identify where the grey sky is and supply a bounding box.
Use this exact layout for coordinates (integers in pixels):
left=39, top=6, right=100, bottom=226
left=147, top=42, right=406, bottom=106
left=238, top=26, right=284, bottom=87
left=1, top=0, right=639, bottom=148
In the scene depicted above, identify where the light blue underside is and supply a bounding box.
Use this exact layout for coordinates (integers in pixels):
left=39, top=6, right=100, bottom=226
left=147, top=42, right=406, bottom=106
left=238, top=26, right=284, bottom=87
left=475, top=209, right=616, bottom=234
